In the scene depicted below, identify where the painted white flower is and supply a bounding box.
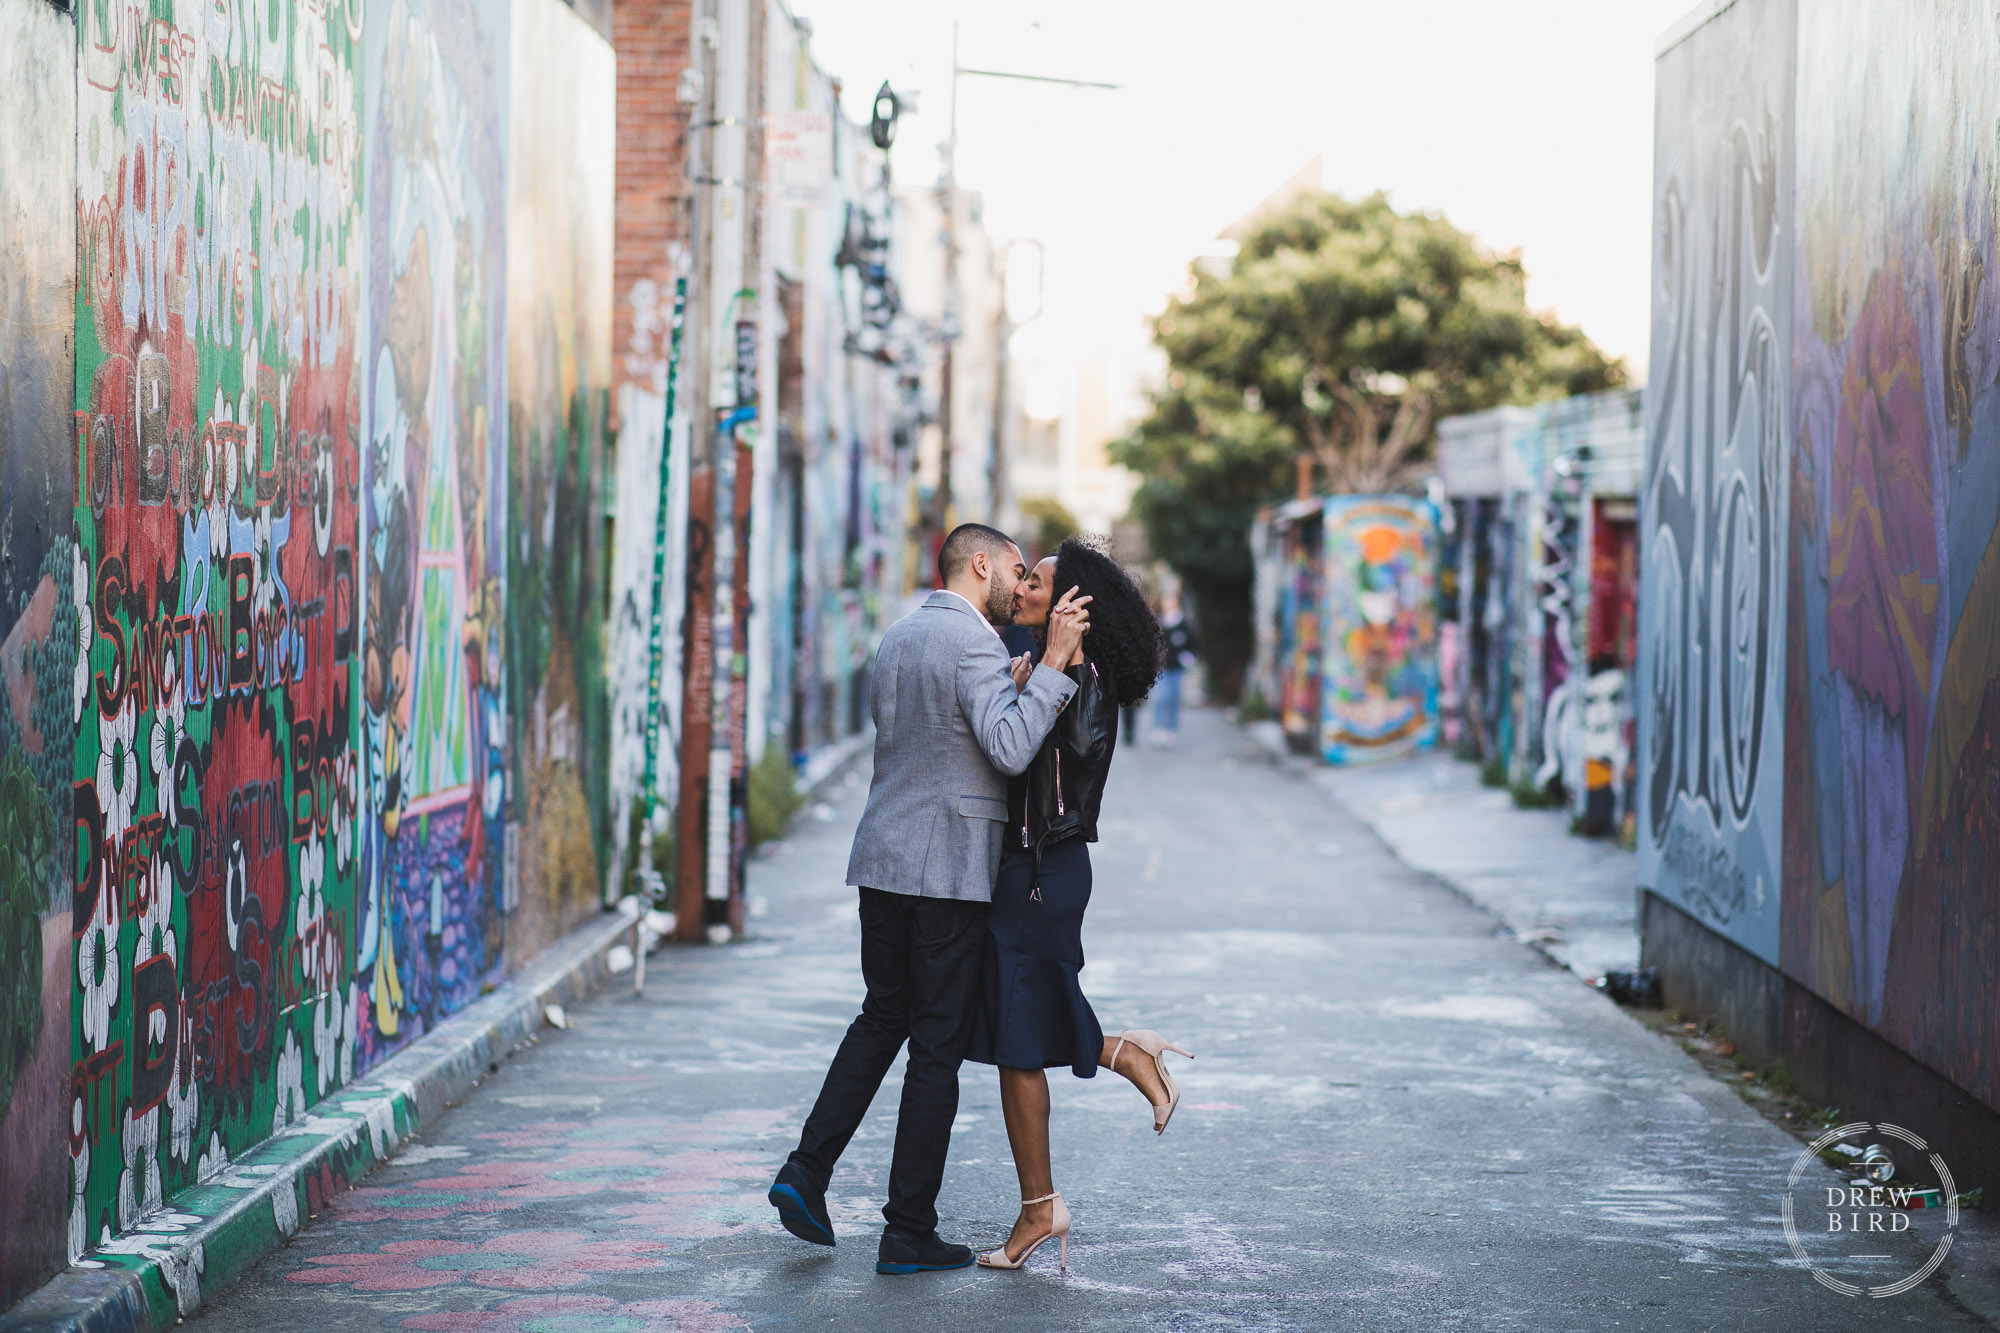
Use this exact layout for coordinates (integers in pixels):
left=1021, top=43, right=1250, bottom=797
left=116, top=1103, right=163, bottom=1230
left=295, top=833, right=326, bottom=987
left=134, top=852, right=174, bottom=967
left=94, top=1226, right=205, bottom=1316
left=97, top=697, right=139, bottom=846
left=165, top=1040, right=199, bottom=1166
left=272, top=1027, right=306, bottom=1135
left=149, top=709, right=186, bottom=829
left=196, top=1131, right=228, bottom=1183
left=310, top=982, right=344, bottom=1097
left=73, top=544, right=94, bottom=724
left=77, top=867, right=121, bottom=1052
left=251, top=506, right=281, bottom=619
left=312, top=439, right=334, bottom=557
left=68, top=1105, right=90, bottom=1263
left=149, top=638, right=186, bottom=817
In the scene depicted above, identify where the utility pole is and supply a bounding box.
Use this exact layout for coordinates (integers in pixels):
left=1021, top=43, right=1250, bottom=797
left=675, top=0, right=763, bottom=943
left=930, top=22, right=962, bottom=557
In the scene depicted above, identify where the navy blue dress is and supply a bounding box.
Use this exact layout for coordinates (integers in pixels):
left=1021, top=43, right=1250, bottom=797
left=965, top=778, right=1104, bottom=1079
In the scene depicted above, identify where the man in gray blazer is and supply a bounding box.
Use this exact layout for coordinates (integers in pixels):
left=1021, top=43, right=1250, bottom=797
left=769, top=523, right=1091, bottom=1275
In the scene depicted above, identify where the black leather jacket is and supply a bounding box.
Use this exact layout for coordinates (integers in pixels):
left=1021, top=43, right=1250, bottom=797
left=1010, top=659, right=1118, bottom=858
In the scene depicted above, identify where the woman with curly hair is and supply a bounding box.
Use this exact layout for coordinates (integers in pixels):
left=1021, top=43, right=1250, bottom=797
left=964, top=535, right=1193, bottom=1272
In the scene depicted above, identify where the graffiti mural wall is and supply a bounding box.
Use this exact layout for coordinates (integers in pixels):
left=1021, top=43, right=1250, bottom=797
left=0, top=0, right=624, bottom=1300
left=1639, top=0, right=1793, bottom=965
left=71, top=0, right=365, bottom=1259
left=1274, top=505, right=1321, bottom=752
left=0, top=0, right=79, bottom=1305
left=1518, top=432, right=1583, bottom=796
left=1581, top=502, right=1639, bottom=840
left=1784, top=0, right=2000, bottom=1109
left=505, top=0, right=615, bottom=952
left=1318, top=496, right=1439, bottom=764
left=357, top=0, right=509, bottom=1061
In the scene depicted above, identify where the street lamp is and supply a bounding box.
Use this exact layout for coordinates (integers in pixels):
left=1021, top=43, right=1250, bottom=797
left=870, top=82, right=899, bottom=150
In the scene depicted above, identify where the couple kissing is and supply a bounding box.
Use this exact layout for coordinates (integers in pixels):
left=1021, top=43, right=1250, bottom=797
left=767, top=522, right=1191, bottom=1275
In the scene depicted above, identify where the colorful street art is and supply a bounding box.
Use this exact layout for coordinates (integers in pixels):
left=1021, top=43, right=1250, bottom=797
left=1581, top=505, right=1639, bottom=840
left=1513, top=391, right=1644, bottom=827
left=1524, top=452, right=1582, bottom=794
left=1784, top=0, right=2000, bottom=1108
left=504, top=0, right=616, bottom=955
left=1639, top=0, right=1793, bottom=965
left=0, top=0, right=622, bottom=1299
left=1318, top=496, right=1439, bottom=764
left=1275, top=508, right=1321, bottom=751
left=0, top=0, right=79, bottom=1305
left=358, top=0, right=509, bottom=1062
left=71, top=0, right=366, bottom=1262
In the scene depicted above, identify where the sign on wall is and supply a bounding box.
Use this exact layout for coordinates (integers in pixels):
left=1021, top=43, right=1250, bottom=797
left=765, top=109, right=833, bottom=208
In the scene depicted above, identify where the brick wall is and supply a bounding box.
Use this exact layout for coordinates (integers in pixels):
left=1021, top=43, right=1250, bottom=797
left=613, top=0, right=695, bottom=424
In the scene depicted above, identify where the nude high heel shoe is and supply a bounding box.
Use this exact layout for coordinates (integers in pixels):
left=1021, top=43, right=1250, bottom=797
left=976, top=1192, right=1071, bottom=1271
left=1110, top=1029, right=1194, bottom=1134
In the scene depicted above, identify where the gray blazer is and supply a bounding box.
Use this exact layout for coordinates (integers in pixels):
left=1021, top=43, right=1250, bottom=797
left=845, top=590, right=1077, bottom=901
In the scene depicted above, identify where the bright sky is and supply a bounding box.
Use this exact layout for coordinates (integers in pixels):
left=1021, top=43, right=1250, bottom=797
left=796, top=0, right=1696, bottom=421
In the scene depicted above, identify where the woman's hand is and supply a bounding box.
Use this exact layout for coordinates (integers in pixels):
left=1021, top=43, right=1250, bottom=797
left=1042, top=590, right=1091, bottom=670
left=1009, top=652, right=1035, bottom=692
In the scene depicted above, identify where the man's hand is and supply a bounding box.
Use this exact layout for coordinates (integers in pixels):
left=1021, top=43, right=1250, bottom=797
left=1009, top=652, right=1034, bottom=692
left=1041, top=589, right=1091, bottom=669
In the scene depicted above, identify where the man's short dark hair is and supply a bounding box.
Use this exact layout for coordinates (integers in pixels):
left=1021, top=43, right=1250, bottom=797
left=937, top=523, right=1018, bottom=585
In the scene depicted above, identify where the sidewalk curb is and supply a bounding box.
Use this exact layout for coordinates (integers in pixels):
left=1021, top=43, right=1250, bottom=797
left=0, top=911, right=634, bottom=1333
left=1238, top=715, right=1640, bottom=982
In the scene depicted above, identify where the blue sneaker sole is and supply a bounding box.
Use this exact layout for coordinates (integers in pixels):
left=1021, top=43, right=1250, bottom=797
left=875, top=1257, right=974, bottom=1275
left=768, top=1183, right=836, bottom=1247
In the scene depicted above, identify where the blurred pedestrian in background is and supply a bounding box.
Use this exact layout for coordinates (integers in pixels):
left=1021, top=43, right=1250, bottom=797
left=1151, top=591, right=1198, bottom=746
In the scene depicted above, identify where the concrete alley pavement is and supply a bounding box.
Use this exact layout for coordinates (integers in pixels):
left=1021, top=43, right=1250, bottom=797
left=188, top=710, right=1989, bottom=1331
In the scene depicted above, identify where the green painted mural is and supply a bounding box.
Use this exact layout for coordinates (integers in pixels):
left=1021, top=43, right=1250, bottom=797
left=0, top=0, right=620, bottom=1313
left=70, top=0, right=367, bottom=1273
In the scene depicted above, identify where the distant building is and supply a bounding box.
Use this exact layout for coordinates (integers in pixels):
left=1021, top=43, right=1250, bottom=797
left=897, top=185, right=1021, bottom=545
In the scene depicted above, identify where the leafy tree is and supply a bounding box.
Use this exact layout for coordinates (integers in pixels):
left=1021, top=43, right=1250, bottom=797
left=1112, top=191, right=1624, bottom=700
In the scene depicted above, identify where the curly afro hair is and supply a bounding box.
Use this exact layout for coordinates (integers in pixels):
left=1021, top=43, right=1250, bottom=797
left=1050, top=535, right=1163, bottom=707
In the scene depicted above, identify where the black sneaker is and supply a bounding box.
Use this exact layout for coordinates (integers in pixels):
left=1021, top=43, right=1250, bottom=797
left=876, top=1226, right=974, bottom=1275
left=767, top=1162, right=835, bottom=1247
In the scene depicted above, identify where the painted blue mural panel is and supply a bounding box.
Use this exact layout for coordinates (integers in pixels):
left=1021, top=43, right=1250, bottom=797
left=1637, top=0, right=1795, bottom=966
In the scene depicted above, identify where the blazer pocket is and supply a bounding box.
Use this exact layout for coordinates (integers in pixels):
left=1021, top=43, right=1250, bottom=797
left=956, top=794, right=1009, bottom=821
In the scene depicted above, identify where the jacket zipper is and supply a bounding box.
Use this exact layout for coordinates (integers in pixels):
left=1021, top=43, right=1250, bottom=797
left=1022, top=753, right=1069, bottom=845
left=1025, top=664, right=1094, bottom=851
